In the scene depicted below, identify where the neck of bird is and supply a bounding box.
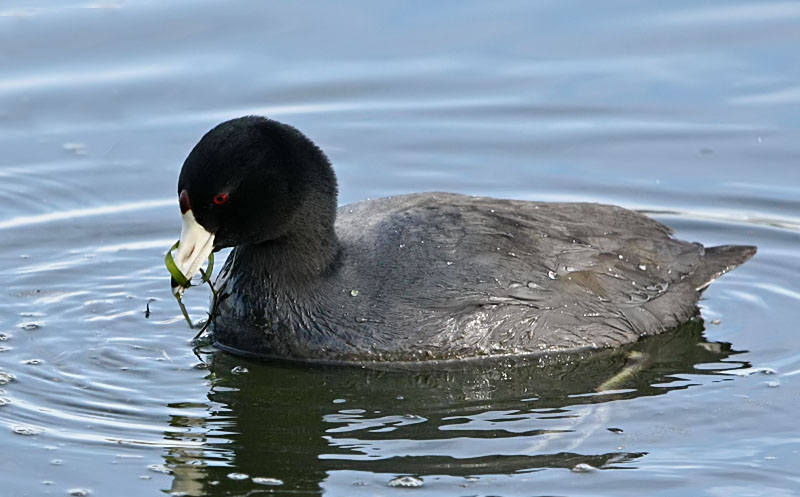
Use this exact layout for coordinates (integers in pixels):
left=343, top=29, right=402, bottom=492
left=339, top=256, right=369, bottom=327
left=228, top=214, right=340, bottom=294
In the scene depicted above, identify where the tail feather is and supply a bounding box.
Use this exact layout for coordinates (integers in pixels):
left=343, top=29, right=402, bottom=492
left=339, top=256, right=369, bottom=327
left=691, top=245, right=757, bottom=292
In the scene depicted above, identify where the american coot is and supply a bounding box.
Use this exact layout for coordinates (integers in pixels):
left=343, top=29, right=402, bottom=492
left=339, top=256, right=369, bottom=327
left=171, top=116, right=756, bottom=364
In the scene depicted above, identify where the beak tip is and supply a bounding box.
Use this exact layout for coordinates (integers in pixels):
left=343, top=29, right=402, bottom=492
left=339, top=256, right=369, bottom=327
left=173, top=208, right=215, bottom=294
left=171, top=277, right=186, bottom=297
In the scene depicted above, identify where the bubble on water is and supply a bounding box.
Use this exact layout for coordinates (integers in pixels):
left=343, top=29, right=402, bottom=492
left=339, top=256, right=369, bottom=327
left=571, top=463, right=596, bottom=473
left=139, top=476, right=152, bottom=480
left=13, top=425, right=43, bottom=435
left=23, top=359, right=43, bottom=365
left=42, top=480, right=53, bottom=485
left=193, top=362, right=208, bottom=370
left=0, top=333, right=10, bottom=341
left=767, top=381, right=780, bottom=388
left=638, top=264, right=647, bottom=271
left=252, top=477, right=283, bottom=486
left=18, top=322, right=43, bottom=330
left=68, top=489, right=90, bottom=496
left=711, top=319, right=721, bottom=325
left=230, top=366, right=248, bottom=375
left=147, top=464, right=172, bottom=475
left=388, top=476, right=424, bottom=488
left=50, top=459, right=64, bottom=465
left=332, top=398, right=346, bottom=404
left=63, top=142, right=87, bottom=155
left=20, top=311, right=46, bottom=318
left=0, top=372, right=16, bottom=385
left=227, top=472, right=249, bottom=480
left=547, top=270, right=558, bottom=280
left=350, top=289, right=359, bottom=297
left=446, top=261, right=454, bottom=266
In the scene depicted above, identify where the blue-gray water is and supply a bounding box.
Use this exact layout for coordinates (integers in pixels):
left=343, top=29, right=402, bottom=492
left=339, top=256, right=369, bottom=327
left=1, top=1, right=799, bottom=496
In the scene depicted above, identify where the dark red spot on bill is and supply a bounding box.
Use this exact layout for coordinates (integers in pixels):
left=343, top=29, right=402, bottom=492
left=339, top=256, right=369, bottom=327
left=179, top=189, right=191, bottom=214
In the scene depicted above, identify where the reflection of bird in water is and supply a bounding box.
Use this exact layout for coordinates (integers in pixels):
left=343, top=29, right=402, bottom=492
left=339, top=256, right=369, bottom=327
left=157, top=318, right=747, bottom=495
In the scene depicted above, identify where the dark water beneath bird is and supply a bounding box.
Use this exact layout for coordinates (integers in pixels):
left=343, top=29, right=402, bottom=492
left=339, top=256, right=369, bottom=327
left=1, top=1, right=799, bottom=496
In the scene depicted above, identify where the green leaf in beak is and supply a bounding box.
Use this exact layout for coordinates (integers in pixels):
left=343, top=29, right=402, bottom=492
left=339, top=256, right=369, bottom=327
left=165, top=240, right=218, bottom=332
left=165, top=241, right=191, bottom=288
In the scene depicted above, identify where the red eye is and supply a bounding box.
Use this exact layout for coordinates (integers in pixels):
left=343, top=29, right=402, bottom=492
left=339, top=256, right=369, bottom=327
left=213, top=193, right=229, bottom=205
